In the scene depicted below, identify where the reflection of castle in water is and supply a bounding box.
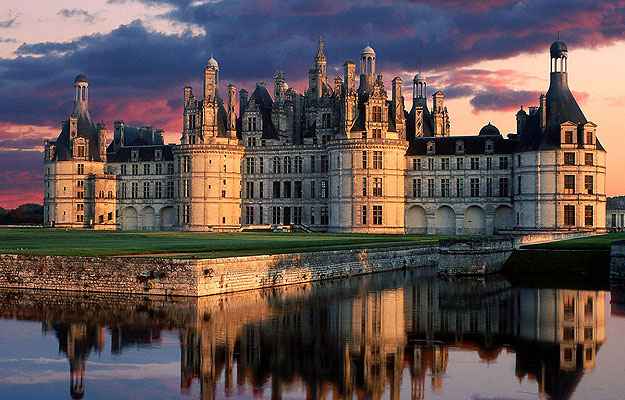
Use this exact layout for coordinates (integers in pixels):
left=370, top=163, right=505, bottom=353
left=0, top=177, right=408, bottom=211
left=0, top=274, right=606, bottom=400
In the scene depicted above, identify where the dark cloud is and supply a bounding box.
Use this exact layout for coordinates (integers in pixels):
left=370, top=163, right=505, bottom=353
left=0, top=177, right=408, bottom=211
left=57, top=8, right=98, bottom=24
left=470, top=88, right=539, bottom=112
left=0, top=14, right=18, bottom=29
left=0, top=150, right=42, bottom=208
left=0, top=137, right=45, bottom=151
left=0, top=37, right=16, bottom=43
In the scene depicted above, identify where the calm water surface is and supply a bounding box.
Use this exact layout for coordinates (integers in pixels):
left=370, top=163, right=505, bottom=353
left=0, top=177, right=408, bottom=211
left=0, top=269, right=624, bottom=400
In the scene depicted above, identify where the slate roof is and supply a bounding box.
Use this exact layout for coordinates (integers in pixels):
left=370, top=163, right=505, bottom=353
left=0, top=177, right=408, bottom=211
left=405, top=102, right=434, bottom=139
left=407, top=134, right=516, bottom=156
left=53, top=110, right=102, bottom=162
left=107, top=144, right=173, bottom=163
left=248, top=84, right=279, bottom=139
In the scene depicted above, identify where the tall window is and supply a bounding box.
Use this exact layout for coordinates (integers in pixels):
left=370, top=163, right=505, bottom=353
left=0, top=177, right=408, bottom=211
left=362, top=151, right=368, bottom=169
left=259, top=181, right=264, bottom=198
left=246, top=158, right=256, bottom=174
left=131, top=182, right=138, bottom=198
left=362, top=177, right=367, bottom=196
left=456, top=158, right=464, bottom=170
left=486, top=157, right=492, bottom=170
left=245, top=206, right=255, bottom=225
left=585, top=205, right=594, bottom=226
left=412, top=158, right=421, bottom=171
left=294, top=181, right=302, bottom=198
left=564, top=205, right=576, bottom=226
left=320, top=180, right=328, bottom=199
left=586, top=132, right=594, bottom=144
left=564, top=175, right=576, bottom=191
left=565, top=130, right=574, bottom=144
left=246, top=181, right=254, bottom=199
left=259, top=157, right=264, bottom=173
left=295, top=156, right=303, bottom=173
left=427, top=179, right=434, bottom=197
left=373, top=178, right=383, bottom=197
left=361, top=205, right=368, bottom=225
left=247, top=116, right=257, bottom=131
left=585, top=175, right=594, bottom=194
left=499, top=177, right=509, bottom=197
left=470, top=178, right=480, bottom=197
left=428, top=158, right=434, bottom=170
left=166, top=181, right=174, bottom=198
left=273, top=181, right=281, bottom=198
left=373, top=151, right=383, bottom=169
left=470, top=157, right=480, bottom=170
left=486, top=177, right=493, bottom=197
left=413, top=178, right=422, bottom=198
left=456, top=178, right=464, bottom=197
left=155, top=182, right=162, bottom=199
left=283, top=181, right=292, bottom=198
left=372, top=206, right=383, bottom=225
left=585, top=153, right=594, bottom=166
left=441, top=158, right=450, bottom=171
left=155, top=163, right=162, bottom=175
left=320, top=155, right=329, bottom=172
left=310, top=155, right=316, bottom=173
left=372, top=106, right=382, bottom=122
left=77, top=164, right=85, bottom=174
left=517, top=175, right=522, bottom=195
left=143, top=164, right=150, bottom=175
left=320, top=207, right=329, bottom=225
left=284, top=156, right=292, bottom=173
left=272, top=157, right=281, bottom=174
left=441, top=178, right=450, bottom=197
left=499, top=157, right=508, bottom=169
left=310, top=181, right=316, bottom=198
left=322, top=113, right=332, bottom=129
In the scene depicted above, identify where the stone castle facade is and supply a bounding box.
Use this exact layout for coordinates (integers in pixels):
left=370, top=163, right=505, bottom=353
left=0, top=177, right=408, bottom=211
left=43, top=40, right=607, bottom=234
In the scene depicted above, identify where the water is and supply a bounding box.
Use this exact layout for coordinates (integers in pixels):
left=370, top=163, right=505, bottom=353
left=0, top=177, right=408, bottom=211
left=0, top=269, right=624, bottom=400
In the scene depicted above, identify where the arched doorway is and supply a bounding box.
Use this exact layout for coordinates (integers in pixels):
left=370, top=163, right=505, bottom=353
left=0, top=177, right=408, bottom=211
left=122, top=206, right=138, bottom=231
left=464, top=205, right=486, bottom=235
left=140, top=206, right=155, bottom=231
left=435, top=206, right=456, bottom=235
left=494, top=205, right=514, bottom=233
left=406, top=205, right=427, bottom=234
left=160, top=207, right=176, bottom=230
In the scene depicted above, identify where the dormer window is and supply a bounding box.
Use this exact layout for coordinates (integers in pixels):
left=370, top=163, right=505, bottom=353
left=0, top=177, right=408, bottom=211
left=155, top=149, right=162, bottom=161
left=427, top=141, right=435, bottom=155
left=131, top=150, right=139, bottom=162
left=455, top=141, right=464, bottom=154
left=485, top=140, right=494, bottom=154
left=585, top=131, right=594, bottom=145
left=372, top=106, right=382, bottom=123
left=247, top=116, right=257, bottom=131
left=77, top=145, right=85, bottom=158
left=565, top=131, right=574, bottom=144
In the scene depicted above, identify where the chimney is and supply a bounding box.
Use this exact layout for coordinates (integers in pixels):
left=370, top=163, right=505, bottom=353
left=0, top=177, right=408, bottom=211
left=239, top=89, right=249, bottom=116
left=343, top=61, right=355, bottom=92
left=539, top=94, right=546, bottom=132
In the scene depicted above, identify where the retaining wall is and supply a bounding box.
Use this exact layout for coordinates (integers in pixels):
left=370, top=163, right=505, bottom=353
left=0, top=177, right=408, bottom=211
left=610, top=241, right=625, bottom=280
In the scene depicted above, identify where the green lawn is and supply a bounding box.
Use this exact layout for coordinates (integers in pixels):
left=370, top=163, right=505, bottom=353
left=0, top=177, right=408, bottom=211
left=524, top=232, right=625, bottom=251
left=0, top=228, right=444, bottom=258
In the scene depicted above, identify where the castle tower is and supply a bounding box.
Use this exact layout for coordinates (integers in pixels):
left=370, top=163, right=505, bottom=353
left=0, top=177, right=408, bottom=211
left=73, top=75, right=91, bottom=120
left=202, top=57, right=220, bottom=140
left=359, top=45, right=376, bottom=92
left=412, top=74, right=427, bottom=137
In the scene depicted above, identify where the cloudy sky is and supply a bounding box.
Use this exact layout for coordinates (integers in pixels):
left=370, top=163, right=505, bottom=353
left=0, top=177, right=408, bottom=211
left=0, top=0, right=624, bottom=208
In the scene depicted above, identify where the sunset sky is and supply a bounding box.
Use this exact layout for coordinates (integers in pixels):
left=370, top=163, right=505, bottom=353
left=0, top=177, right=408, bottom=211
left=0, top=0, right=624, bottom=208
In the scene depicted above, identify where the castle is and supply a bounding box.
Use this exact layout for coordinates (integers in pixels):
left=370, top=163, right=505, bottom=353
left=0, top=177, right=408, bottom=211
left=43, top=39, right=606, bottom=234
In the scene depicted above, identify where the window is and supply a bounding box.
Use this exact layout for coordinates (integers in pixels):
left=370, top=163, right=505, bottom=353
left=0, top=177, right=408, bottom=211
left=362, top=151, right=368, bottom=169
left=361, top=205, right=367, bottom=225
left=413, top=178, right=422, bottom=197
left=166, top=181, right=174, bottom=198
left=272, top=181, right=281, bottom=198
left=412, top=158, right=420, bottom=171
left=563, top=348, right=573, bottom=362
left=77, top=164, right=85, bottom=174
left=372, top=129, right=382, bottom=139
left=259, top=181, right=264, bottom=198
left=584, top=327, right=593, bottom=341
left=131, top=182, right=138, bottom=198
left=564, top=205, right=576, bottom=226
left=132, top=164, right=138, bottom=175
left=259, top=157, right=264, bottom=174
left=563, top=327, right=575, bottom=341
left=155, top=182, right=162, bottom=199
left=321, top=155, right=329, bottom=172
left=373, top=205, right=383, bottom=225
left=499, top=177, right=509, bottom=197
left=427, top=179, right=434, bottom=197
left=362, top=177, right=367, bottom=196
left=428, top=158, right=434, bottom=170
left=564, top=175, right=576, bottom=191
left=320, top=180, right=328, bottom=199
left=77, top=145, right=85, bottom=158
left=167, top=163, right=174, bottom=175
left=77, top=180, right=84, bottom=188
left=320, top=207, right=328, bottom=225
left=517, top=175, right=522, bottom=195
left=486, top=177, right=493, bottom=197
left=283, top=181, right=292, bottom=198
left=184, top=157, right=191, bottom=173
left=143, top=182, right=150, bottom=198
left=246, top=181, right=254, bottom=199
left=372, top=106, right=382, bottom=122
left=143, top=164, right=150, bottom=175
left=247, top=116, right=257, bottom=131
left=284, top=156, right=292, bottom=173
left=485, top=141, right=494, bottom=153
left=585, top=205, right=594, bottom=226
left=373, top=178, right=383, bottom=197
left=499, top=157, right=508, bottom=170
left=373, top=151, right=383, bottom=169
left=245, top=206, right=255, bottom=224
left=76, top=204, right=84, bottom=211
left=155, top=163, right=162, bottom=175
left=107, top=212, right=113, bottom=221
left=470, top=178, right=480, bottom=197
left=310, top=181, right=316, bottom=199
left=585, top=175, right=594, bottom=194
left=456, top=178, right=464, bottom=197
left=246, top=158, right=256, bottom=174
left=183, top=205, right=190, bottom=224
left=441, top=178, right=450, bottom=197
left=293, top=207, right=303, bottom=225
left=183, top=179, right=190, bottom=197
left=272, top=207, right=281, bottom=224
left=486, top=157, right=492, bottom=170
left=456, top=158, right=464, bottom=170
left=121, top=164, right=127, bottom=175
left=585, top=153, right=594, bottom=166
left=564, top=152, right=576, bottom=165
left=470, top=157, right=480, bottom=170
left=456, top=141, right=464, bottom=153
left=441, top=158, right=450, bottom=171
left=427, top=142, right=435, bottom=155
left=565, top=130, right=574, bottom=144
left=309, top=155, right=316, bottom=173
left=272, top=157, right=281, bottom=174
left=585, top=298, right=594, bottom=317
left=292, top=180, right=302, bottom=198
left=322, top=113, right=332, bottom=129
left=586, top=131, right=594, bottom=145
left=295, top=156, right=303, bottom=173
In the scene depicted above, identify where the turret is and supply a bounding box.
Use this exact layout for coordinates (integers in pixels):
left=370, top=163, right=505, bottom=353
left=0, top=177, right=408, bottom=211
left=413, top=73, right=427, bottom=106
left=516, top=107, right=528, bottom=135
left=392, top=77, right=405, bottom=137
left=359, top=45, right=376, bottom=92
left=204, top=57, right=219, bottom=101
left=202, top=56, right=220, bottom=139
left=72, top=74, right=90, bottom=120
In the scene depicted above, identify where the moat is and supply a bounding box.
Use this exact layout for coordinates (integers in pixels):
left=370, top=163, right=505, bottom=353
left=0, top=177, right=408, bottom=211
left=0, top=268, right=623, bottom=400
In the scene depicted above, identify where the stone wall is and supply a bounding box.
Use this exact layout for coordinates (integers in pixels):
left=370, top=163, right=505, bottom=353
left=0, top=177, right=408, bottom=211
left=0, top=255, right=201, bottom=296
left=438, top=238, right=514, bottom=275
left=610, top=241, right=625, bottom=280
left=0, top=245, right=438, bottom=297
left=195, top=246, right=438, bottom=296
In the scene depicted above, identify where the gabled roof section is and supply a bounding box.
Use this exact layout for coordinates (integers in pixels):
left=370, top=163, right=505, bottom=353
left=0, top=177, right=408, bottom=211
left=248, top=84, right=279, bottom=139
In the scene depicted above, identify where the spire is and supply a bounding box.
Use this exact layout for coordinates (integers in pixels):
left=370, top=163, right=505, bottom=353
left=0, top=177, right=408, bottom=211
left=315, top=37, right=326, bottom=61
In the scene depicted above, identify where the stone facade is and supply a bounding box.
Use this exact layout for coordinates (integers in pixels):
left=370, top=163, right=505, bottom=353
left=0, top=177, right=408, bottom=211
left=44, top=40, right=606, bottom=234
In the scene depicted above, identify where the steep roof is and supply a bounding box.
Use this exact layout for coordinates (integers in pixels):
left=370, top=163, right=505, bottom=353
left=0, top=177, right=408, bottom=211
left=248, top=84, right=279, bottom=139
